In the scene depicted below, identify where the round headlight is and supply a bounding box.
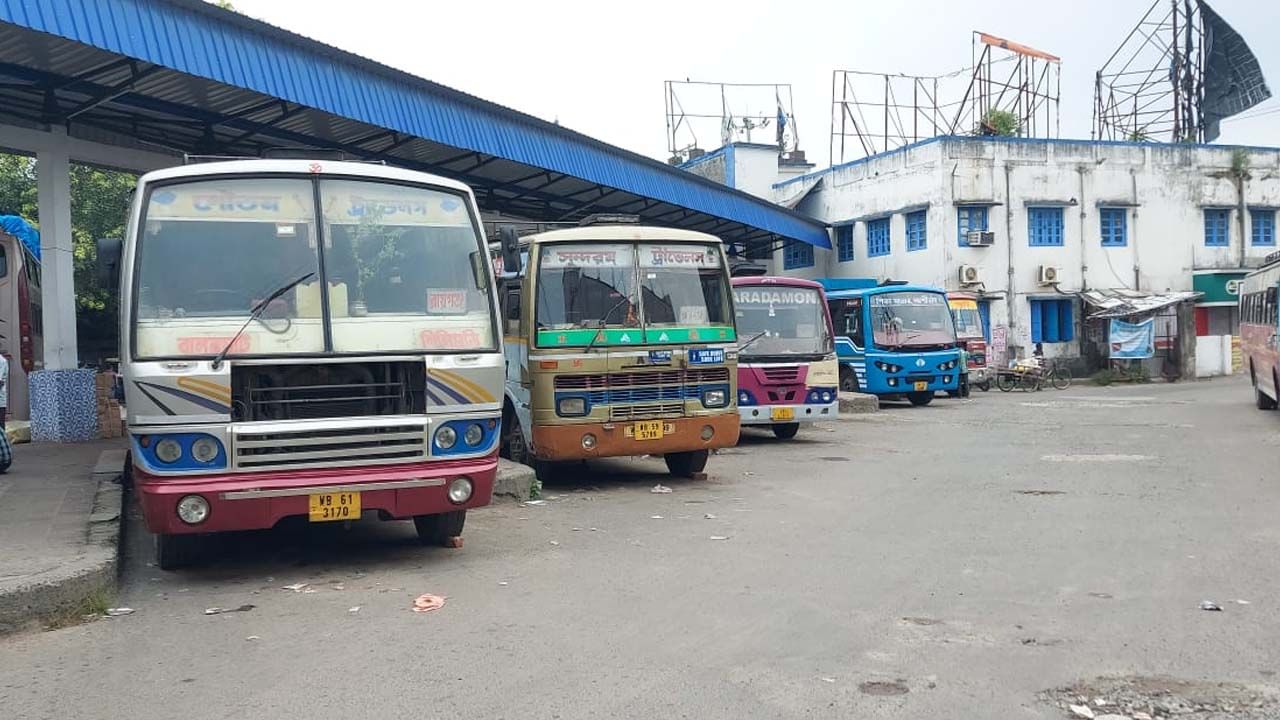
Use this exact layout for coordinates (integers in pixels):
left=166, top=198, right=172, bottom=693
left=191, top=437, right=220, bottom=464
left=700, top=425, right=715, bottom=441
left=463, top=423, right=484, bottom=447
left=154, top=438, right=183, bottom=464
left=582, top=433, right=597, bottom=449
left=822, top=391, right=832, bottom=402
left=176, top=494, right=210, bottom=524
left=739, top=391, right=750, bottom=404
left=435, top=425, right=457, bottom=450
left=448, top=477, right=474, bottom=504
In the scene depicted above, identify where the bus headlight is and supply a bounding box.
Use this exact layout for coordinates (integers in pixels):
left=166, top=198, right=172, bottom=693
left=463, top=423, right=485, bottom=447
left=557, top=397, right=587, bottom=416
left=703, top=389, right=727, bottom=408
left=154, top=438, right=183, bottom=464
left=938, top=360, right=957, bottom=371
left=176, top=495, right=210, bottom=525
left=821, top=391, right=833, bottom=402
left=447, top=478, right=473, bottom=504
left=191, top=437, right=220, bottom=464
left=435, top=425, right=457, bottom=450
left=875, top=361, right=903, bottom=373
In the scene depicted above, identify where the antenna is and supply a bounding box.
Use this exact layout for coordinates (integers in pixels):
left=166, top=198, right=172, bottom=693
left=664, top=80, right=800, bottom=165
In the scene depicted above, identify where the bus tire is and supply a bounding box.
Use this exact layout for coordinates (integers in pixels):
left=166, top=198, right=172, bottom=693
left=154, top=533, right=200, bottom=570
left=771, top=423, right=800, bottom=440
left=839, top=367, right=859, bottom=393
left=664, top=450, right=709, bottom=477
left=533, top=459, right=562, bottom=484
left=907, top=391, right=933, bottom=407
left=500, top=403, right=528, bottom=464
left=414, top=510, right=466, bottom=546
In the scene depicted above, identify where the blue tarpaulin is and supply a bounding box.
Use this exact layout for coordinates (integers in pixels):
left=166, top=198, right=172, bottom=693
left=0, top=215, right=39, bottom=262
left=1109, top=318, right=1155, bottom=359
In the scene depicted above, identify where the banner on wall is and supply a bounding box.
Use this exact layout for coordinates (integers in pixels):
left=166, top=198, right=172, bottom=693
left=1108, top=318, right=1155, bottom=359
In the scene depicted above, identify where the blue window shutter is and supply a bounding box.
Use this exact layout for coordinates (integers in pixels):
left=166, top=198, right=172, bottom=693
left=1030, top=300, right=1044, bottom=343
left=1043, top=300, right=1061, bottom=342
left=836, top=224, right=855, bottom=261
left=978, top=301, right=991, bottom=343
left=1058, top=300, right=1074, bottom=342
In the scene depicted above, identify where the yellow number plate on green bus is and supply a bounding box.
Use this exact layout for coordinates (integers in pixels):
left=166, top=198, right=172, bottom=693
left=627, top=421, right=668, bottom=440
left=309, top=492, right=360, bottom=522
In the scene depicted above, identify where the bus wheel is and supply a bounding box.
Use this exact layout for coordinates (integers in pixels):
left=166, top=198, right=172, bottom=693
left=154, top=533, right=200, bottom=570
left=907, top=391, right=934, bottom=407
left=839, top=367, right=859, bottom=393
left=533, top=459, right=562, bottom=484
left=414, top=510, right=466, bottom=546
left=500, top=410, right=529, bottom=464
left=664, top=450, right=709, bottom=477
left=771, top=423, right=800, bottom=440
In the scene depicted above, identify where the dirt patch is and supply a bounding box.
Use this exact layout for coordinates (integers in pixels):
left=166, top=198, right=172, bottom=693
left=900, top=616, right=943, bottom=626
left=818, top=456, right=851, bottom=462
left=1043, top=675, right=1280, bottom=719
left=1016, top=490, right=1067, bottom=496
left=859, top=680, right=910, bottom=696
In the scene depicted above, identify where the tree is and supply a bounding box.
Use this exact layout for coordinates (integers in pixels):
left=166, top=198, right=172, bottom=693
left=981, top=109, right=1020, bottom=137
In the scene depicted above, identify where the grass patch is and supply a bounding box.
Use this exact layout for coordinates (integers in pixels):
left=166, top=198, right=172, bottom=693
left=41, top=586, right=113, bottom=631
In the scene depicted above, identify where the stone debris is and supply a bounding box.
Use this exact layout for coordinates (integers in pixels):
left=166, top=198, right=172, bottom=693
left=709, top=535, right=729, bottom=541
left=281, top=583, right=309, bottom=592
left=1069, top=705, right=1095, bottom=719
left=1045, top=675, right=1280, bottom=720
left=651, top=484, right=673, bottom=494
left=1199, top=600, right=1223, bottom=611
left=104, top=608, right=135, bottom=617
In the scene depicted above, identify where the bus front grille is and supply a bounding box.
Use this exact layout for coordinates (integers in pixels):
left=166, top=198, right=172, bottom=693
left=233, top=422, right=427, bottom=470
left=609, top=402, right=685, bottom=420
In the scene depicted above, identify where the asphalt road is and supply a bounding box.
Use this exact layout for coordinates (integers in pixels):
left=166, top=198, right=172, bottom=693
left=2, top=377, right=1279, bottom=719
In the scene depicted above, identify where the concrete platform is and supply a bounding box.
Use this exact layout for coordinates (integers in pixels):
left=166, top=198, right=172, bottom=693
left=493, top=458, right=537, bottom=501
left=838, top=391, right=880, bottom=414
left=0, top=440, right=125, bottom=633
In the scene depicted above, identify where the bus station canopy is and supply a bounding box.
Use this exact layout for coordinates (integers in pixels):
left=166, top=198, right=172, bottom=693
left=0, top=0, right=830, bottom=250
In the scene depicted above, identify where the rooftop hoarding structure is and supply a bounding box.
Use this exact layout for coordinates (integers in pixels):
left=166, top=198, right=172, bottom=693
left=1093, top=0, right=1271, bottom=143
left=829, top=32, right=1060, bottom=164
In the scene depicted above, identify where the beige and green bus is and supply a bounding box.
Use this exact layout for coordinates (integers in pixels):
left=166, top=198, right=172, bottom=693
left=497, top=224, right=740, bottom=480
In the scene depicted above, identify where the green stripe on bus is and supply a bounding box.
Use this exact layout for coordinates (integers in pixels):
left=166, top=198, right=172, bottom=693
left=534, top=326, right=736, bottom=347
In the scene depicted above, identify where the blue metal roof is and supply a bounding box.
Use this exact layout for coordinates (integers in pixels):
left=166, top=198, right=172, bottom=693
left=0, top=0, right=830, bottom=249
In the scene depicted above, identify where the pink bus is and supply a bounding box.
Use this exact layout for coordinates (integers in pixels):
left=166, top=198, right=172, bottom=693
left=731, top=276, right=839, bottom=439
left=1240, top=252, right=1280, bottom=410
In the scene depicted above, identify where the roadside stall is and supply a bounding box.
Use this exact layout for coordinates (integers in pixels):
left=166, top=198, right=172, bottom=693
left=1080, top=289, right=1200, bottom=382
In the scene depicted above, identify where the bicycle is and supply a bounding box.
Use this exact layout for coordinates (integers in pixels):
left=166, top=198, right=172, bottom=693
left=995, top=358, right=1071, bottom=392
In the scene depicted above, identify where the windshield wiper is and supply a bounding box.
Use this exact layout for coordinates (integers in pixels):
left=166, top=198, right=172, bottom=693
left=583, top=296, right=634, bottom=355
left=737, top=330, right=769, bottom=353
left=210, top=271, right=315, bottom=370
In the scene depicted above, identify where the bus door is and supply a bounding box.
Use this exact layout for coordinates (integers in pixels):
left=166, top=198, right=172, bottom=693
left=828, top=296, right=865, bottom=391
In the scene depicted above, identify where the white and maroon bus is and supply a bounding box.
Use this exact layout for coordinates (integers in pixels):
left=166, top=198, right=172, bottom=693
left=1239, top=251, right=1280, bottom=410
left=0, top=217, right=43, bottom=421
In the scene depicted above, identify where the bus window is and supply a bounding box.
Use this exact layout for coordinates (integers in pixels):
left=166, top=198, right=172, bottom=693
left=0, top=245, right=7, bottom=278
left=504, top=287, right=521, bottom=336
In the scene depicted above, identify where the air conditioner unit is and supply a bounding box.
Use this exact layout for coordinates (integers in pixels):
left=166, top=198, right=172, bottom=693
left=1038, top=265, right=1061, bottom=285
left=958, top=265, right=982, bottom=285
left=965, top=230, right=995, bottom=247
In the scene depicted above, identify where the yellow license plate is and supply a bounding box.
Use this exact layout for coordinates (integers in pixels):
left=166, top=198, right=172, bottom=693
left=308, top=492, right=360, bottom=522
left=630, top=420, right=666, bottom=440
left=913, top=381, right=929, bottom=392
left=771, top=407, right=795, bottom=421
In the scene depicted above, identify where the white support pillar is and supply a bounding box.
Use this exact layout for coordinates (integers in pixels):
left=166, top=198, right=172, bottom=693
left=37, top=131, right=77, bottom=370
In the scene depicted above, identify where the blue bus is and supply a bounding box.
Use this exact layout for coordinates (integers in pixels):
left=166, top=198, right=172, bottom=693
left=818, top=280, right=961, bottom=406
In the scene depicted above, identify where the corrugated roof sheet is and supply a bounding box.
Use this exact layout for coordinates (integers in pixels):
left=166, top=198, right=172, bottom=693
left=1081, top=289, right=1201, bottom=319
left=0, top=0, right=830, bottom=248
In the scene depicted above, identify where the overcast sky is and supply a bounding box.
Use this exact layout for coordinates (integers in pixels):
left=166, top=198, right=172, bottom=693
left=229, top=0, right=1279, bottom=166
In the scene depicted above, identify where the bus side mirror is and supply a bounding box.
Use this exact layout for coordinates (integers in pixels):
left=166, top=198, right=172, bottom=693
left=96, top=238, right=122, bottom=291
left=499, top=226, right=522, bottom=275
left=469, top=251, right=488, bottom=290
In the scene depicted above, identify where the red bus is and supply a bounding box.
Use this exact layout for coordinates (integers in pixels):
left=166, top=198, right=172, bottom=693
left=1239, top=252, right=1280, bottom=410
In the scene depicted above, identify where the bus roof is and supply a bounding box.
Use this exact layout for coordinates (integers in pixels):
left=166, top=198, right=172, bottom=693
left=136, top=159, right=473, bottom=195
left=825, top=284, right=947, bottom=299
left=731, top=276, right=824, bottom=290
left=522, top=225, right=722, bottom=245
left=947, top=291, right=979, bottom=301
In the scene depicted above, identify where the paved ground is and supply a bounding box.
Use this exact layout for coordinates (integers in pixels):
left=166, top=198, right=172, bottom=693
left=1, top=378, right=1278, bottom=719
left=0, top=440, right=123, bottom=630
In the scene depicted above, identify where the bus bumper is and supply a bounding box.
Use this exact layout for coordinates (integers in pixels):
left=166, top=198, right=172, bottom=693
left=531, top=414, right=740, bottom=461
left=134, top=455, right=496, bottom=535
left=739, top=401, right=838, bottom=425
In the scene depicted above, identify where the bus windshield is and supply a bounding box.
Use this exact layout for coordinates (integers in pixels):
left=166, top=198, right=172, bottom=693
left=534, top=242, right=731, bottom=341
left=733, top=285, right=831, bottom=357
left=534, top=243, right=639, bottom=330
left=870, top=291, right=956, bottom=351
left=133, top=176, right=494, bottom=359
left=951, top=304, right=983, bottom=340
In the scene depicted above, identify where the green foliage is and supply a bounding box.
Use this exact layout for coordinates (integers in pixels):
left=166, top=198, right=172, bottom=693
left=1231, top=148, right=1250, bottom=179
left=1126, top=130, right=1150, bottom=142
left=0, top=152, right=137, bottom=359
left=1091, top=369, right=1114, bottom=386
left=983, top=110, right=1020, bottom=137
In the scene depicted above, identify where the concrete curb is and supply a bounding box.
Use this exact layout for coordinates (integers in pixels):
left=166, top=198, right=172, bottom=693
left=0, top=453, right=124, bottom=633
left=838, top=392, right=880, bottom=414
left=493, top=458, right=537, bottom=501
